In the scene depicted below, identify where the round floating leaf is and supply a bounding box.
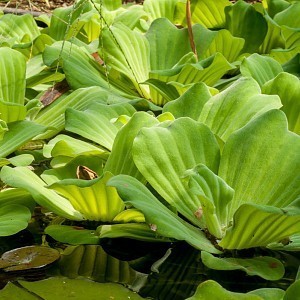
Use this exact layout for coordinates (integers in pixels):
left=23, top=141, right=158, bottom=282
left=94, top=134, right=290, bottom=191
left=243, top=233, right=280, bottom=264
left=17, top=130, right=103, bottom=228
left=0, top=204, right=31, bottom=236
left=0, top=246, right=60, bottom=271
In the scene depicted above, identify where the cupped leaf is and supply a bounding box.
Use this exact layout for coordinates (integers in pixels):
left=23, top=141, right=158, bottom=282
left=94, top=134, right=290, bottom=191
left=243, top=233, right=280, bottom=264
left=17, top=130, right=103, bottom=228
left=219, top=203, right=300, bottom=249
left=240, top=53, right=283, bottom=87
left=199, top=77, right=282, bottom=142
left=0, top=204, right=31, bottom=236
left=65, top=102, right=136, bottom=151
left=49, top=172, right=125, bottom=222
left=104, top=112, right=159, bottom=181
left=0, top=101, right=26, bottom=123
left=225, top=0, right=268, bottom=53
left=184, top=164, right=234, bottom=238
left=186, top=280, right=262, bottom=300
left=0, top=121, right=46, bottom=158
left=108, top=175, right=221, bottom=253
left=175, top=0, right=231, bottom=28
left=113, top=209, right=145, bottom=223
left=267, top=233, right=300, bottom=251
left=201, top=251, right=285, bottom=280
left=133, top=117, right=220, bottom=228
left=45, top=225, right=99, bottom=245
left=0, top=48, right=26, bottom=105
left=0, top=188, right=35, bottom=210
left=0, top=166, right=83, bottom=220
left=262, top=72, right=300, bottom=134
left=219, top=110, right=300, bottom=219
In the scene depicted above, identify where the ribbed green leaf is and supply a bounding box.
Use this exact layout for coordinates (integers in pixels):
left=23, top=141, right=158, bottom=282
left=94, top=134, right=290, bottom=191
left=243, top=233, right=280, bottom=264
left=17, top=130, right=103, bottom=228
left=199, top=77, right=282, bottom=142
left=201, top=251, right=285, bottom=280
left=187, top=280, right=262, bottom=300
left=146, top=18, right=191, bottom=71
left=144, top=0, right=179, bottom=22
left=268, top=233, right=300, bottom=251
left=0, top=101, right=26, bottom=123
left=65, top=102, right=136, bottom=151
left=113, top=209, right=145, bottom=223
left=0, top=14, right=40, bottom=45
left=45, top=225, right=99, bottom=245
left=175, top=0, right=231, bottom=28
left=49, top=172, right=124, bottom=221
left=0, top=154, right=34, bottom=167
left=219, top=203, right=300, bottom=249
left=104, top=112, right=159, bottom=181
left=262, top=72, right=300, bottom=134
left=0, top=121, right=46, bottom=158
left=108, top=175, right=221, bottom=253
left=34, top=87, right=109, bottom=139
left=0, top=48, right=26, bottom=104
left=0, top=166, right=83, bottom=220
left=203, top=29, right=245, bottom=62
left=281, top=26, right=300, bottom=48
left=133, top=117, right=220, bottom=228
left=184, top=164, right=234, bottom=238
left=100, top=23, right=150, bottom=98
left=240, top=54, right=283, bottom=87
left=225, top=1, right=268, bottom=53
left=219, top=110, right=300, bottom=219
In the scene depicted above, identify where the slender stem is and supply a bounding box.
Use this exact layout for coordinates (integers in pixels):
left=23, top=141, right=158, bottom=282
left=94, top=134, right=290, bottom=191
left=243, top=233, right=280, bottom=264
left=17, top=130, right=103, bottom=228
left=186, top=0, right=198, bottom=61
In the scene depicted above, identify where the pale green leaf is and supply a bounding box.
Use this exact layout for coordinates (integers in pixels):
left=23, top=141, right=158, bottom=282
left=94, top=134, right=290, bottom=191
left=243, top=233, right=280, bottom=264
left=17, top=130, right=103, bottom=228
left=0, top=47, right=26, bottom=104
left=0, top=121, right=46, bottom=158
left=201, top=251, right=285, bottom=280
left=274, top=2, right=300, bottom=28
left=65, top=102, right=136, bottom=151
left=144, top=0, right=179, bottom=22
left=184, top=164, right=234, bottom=238
left=219, top=110, right=300, bottom=219
left=0, top=101, right=26, bottom=123
left=108, top=175, right=221, bottom=253
left=104, top=112, right=159, bottom=181
left=248, top=288, right=285, bottom=300
left=49, top=172, right=124, bottom=221
left=0, top=166, right=83, bottom=220
left=262, top=72, right=300, bottom=134
left=133, top=117, right=220, bottom=228
left=175, top=0, right=231, bottom=28
left=219, top=203, right=300, bottom=249
left=163, top=82, right=212, bottom=120
left=113, top=209, right=145, bottom=223
left=100, top=23, right=150, bottom=98
left=240, top=53, right=283, bottom=87
left=0, top=188, right=35, bottom=210
left=199, top=77, right=282, bottom=142
left=34, top=87, right=110, bottom=139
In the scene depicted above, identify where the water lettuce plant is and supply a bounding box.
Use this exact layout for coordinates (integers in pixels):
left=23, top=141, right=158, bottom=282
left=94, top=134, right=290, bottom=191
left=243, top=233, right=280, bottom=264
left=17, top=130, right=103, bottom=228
left=0, top=0, right=300, bottom=298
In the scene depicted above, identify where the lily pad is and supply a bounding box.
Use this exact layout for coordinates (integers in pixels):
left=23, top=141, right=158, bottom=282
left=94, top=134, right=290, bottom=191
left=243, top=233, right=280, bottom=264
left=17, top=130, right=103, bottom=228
left=0, top=246, right=60, bottom=271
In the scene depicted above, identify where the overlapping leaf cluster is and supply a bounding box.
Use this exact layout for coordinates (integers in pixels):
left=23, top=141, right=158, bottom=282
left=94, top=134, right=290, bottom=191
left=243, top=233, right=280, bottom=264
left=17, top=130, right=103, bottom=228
left=0, top=0, right=300, bottom=298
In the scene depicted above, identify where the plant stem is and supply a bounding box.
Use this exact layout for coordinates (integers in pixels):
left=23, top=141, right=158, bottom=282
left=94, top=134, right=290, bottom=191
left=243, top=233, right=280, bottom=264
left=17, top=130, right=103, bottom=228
left=186, top=0, right=198, bottom=61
